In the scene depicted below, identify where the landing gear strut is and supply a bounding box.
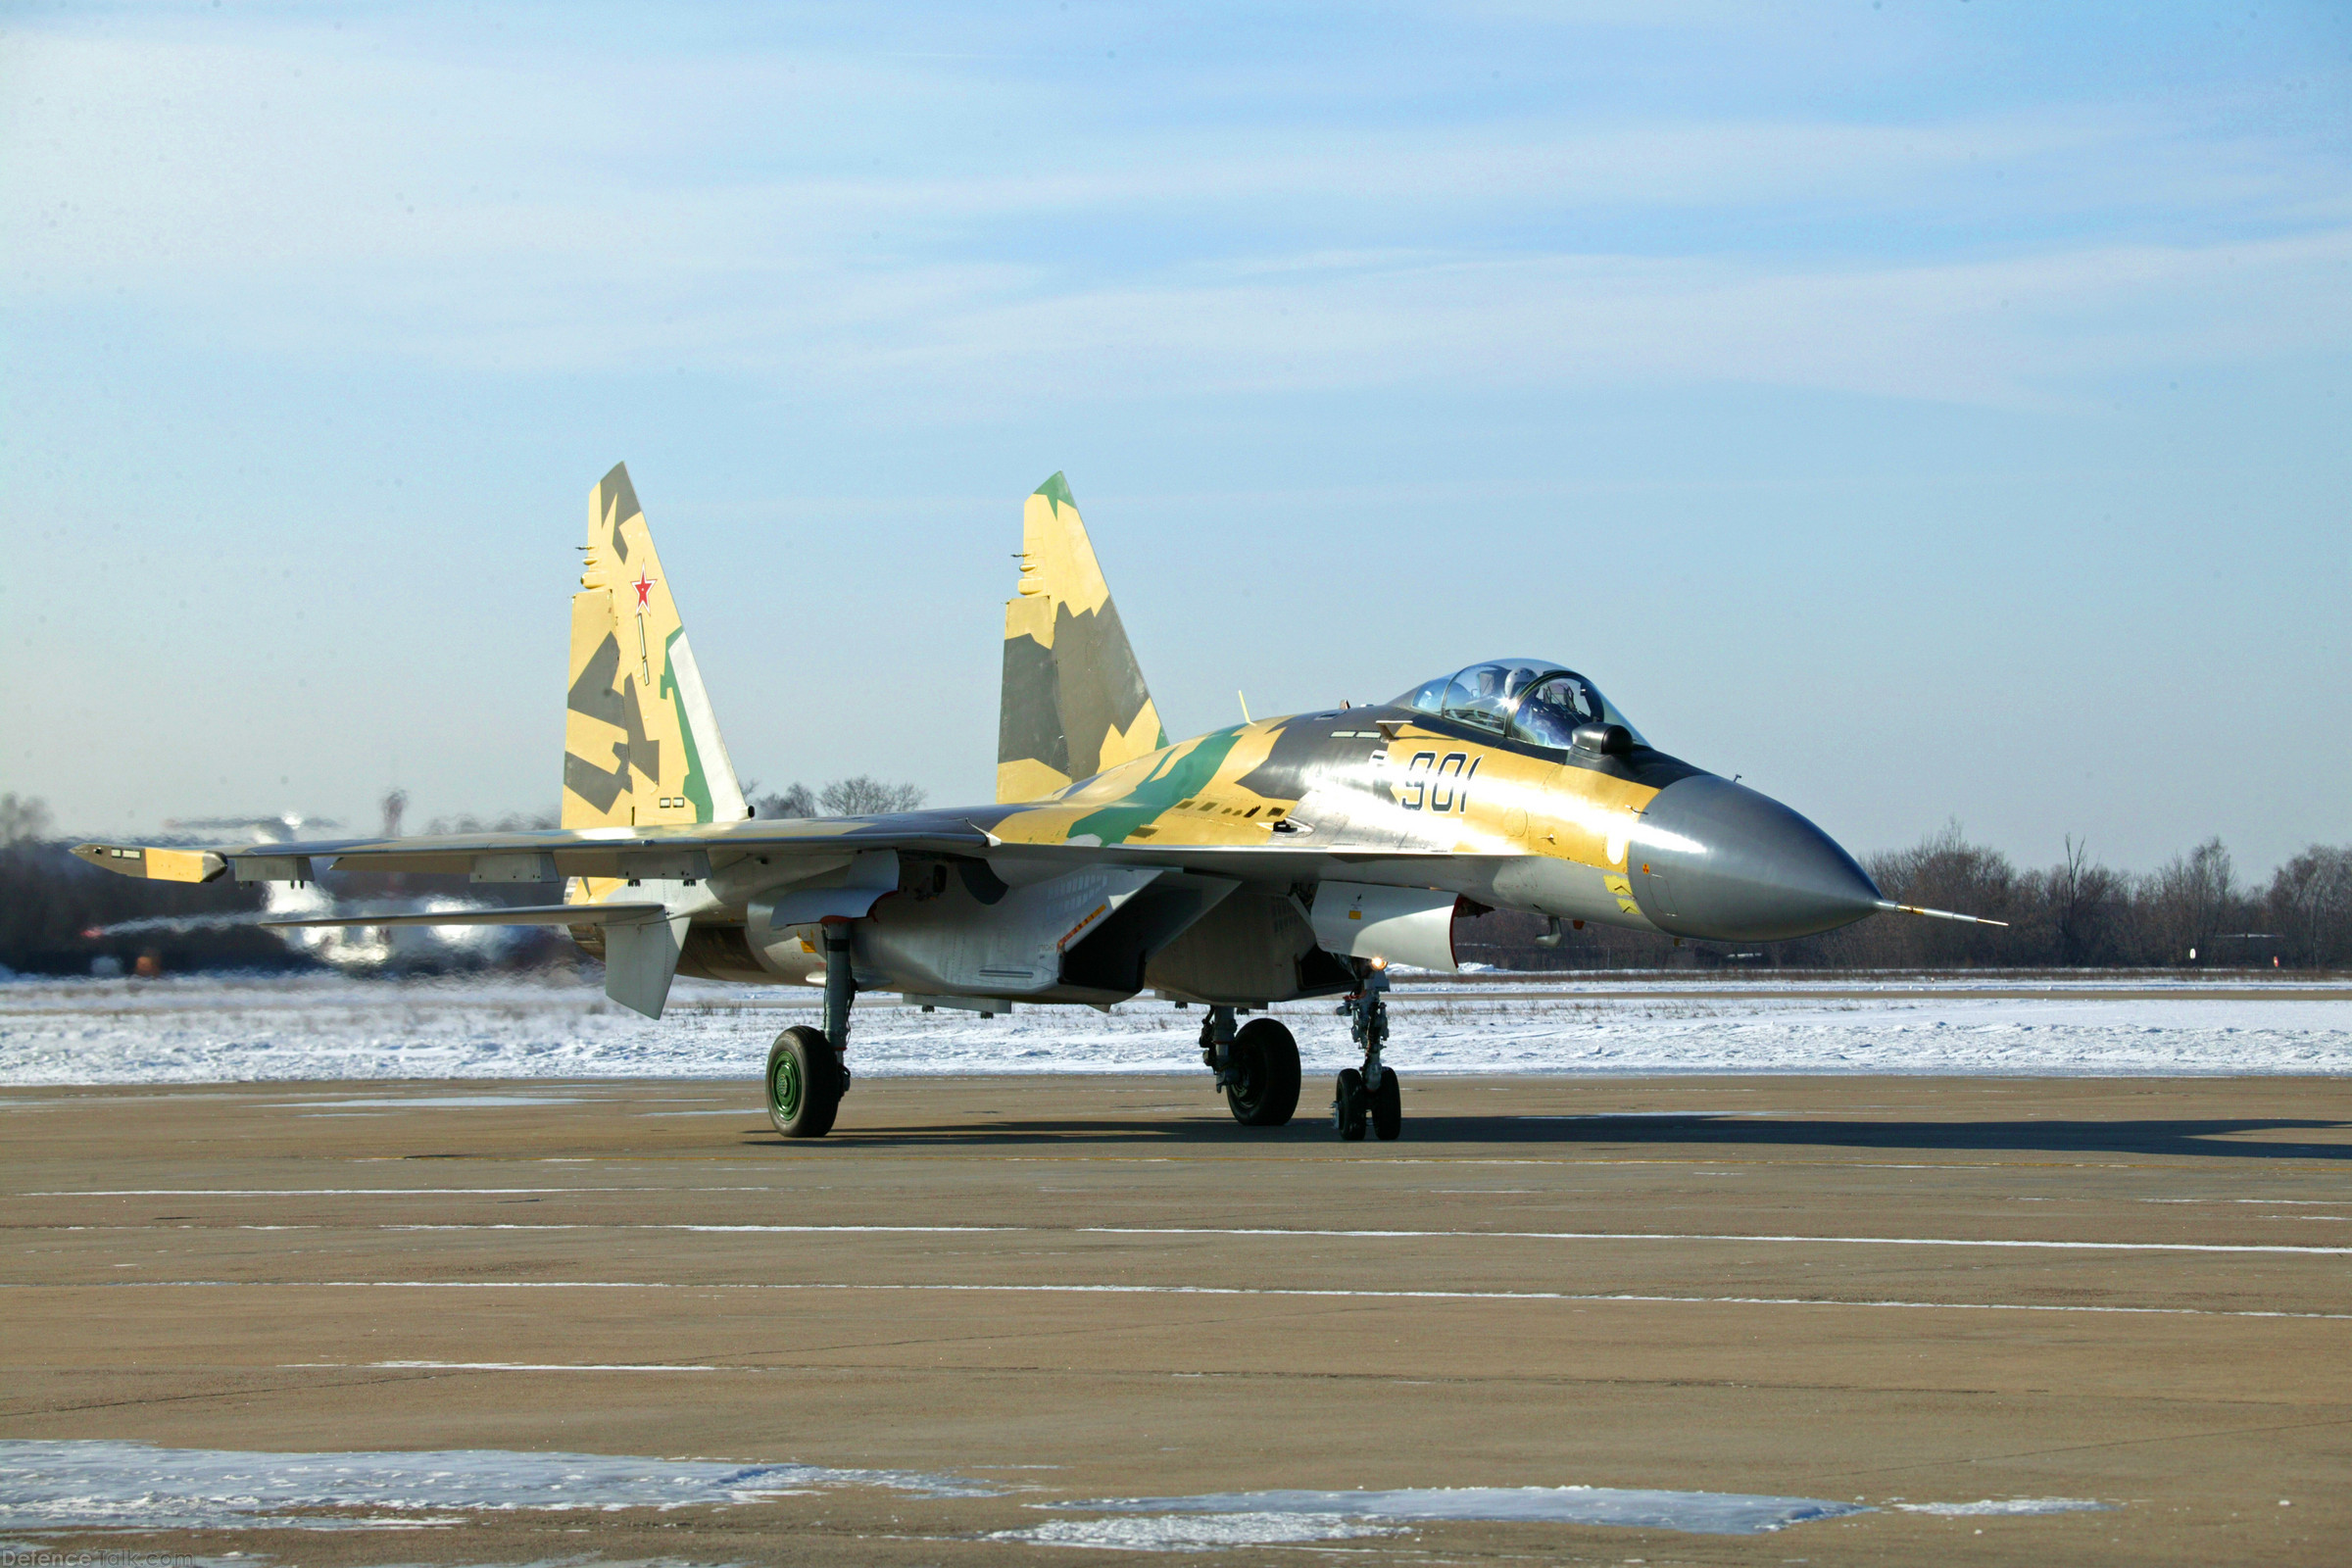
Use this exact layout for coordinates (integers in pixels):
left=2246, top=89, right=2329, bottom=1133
left=1203, top=1005, right=1299, bottom=1127
left=766, top=921, right=855, bottom=1139
left=1333, top=965, right=1401, bottom=1141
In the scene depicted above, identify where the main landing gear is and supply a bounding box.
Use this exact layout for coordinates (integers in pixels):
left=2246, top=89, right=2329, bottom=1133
left=1203, top=1005, right=1300, bottom=1127
left=1198, top=967, right=1403, bottom=1141
left=767, top=922, right=856, bottom=1139
left=1333, top=965, right=1401, bottom=1142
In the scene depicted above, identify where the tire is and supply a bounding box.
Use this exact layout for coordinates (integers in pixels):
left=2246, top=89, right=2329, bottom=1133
left=1334, top=1067, right=1368, bottom=1142
left=1370, top=1068, right=1402, bottom=1141
left=766, top=1025, right=842, bottom=1138
left=1224, top=1017, right=1300, bottom=1127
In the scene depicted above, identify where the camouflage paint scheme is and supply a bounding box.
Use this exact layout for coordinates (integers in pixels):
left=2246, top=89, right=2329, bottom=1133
left=998, top=473, right=1166, bottom=805
left=565, top=463, right=746, bottom=835
left=75, top=466, right=1886, bottom=1018
left=561, top=464, right=746, bottom=955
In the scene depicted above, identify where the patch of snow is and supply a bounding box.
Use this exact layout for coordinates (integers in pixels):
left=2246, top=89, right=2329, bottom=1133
left=1000, top=1512, right=1401, bottom=1551
left=1057, top=1484, right=1869, bottom=1537
left=1893, top=1496, right=2111, bottom=1517
left=0, top=973, right=2344, bottom=1085
left=0, top=1440, right=995, bottom=1531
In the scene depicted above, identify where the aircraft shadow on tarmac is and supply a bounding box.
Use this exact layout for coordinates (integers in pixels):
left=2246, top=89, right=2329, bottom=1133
left=741, top=1112, right=2352, bottom=1161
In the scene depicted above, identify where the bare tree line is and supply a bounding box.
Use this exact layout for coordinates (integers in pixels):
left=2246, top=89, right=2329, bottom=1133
left=744, top=776, right=930, bottom=819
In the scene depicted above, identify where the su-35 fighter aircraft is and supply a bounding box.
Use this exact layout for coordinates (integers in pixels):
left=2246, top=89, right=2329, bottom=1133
left=80, top=466, right=1995, bottom=1140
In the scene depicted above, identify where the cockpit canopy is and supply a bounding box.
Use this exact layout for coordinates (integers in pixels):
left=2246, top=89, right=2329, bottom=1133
left=1391, top=658, right=1646, bottom=753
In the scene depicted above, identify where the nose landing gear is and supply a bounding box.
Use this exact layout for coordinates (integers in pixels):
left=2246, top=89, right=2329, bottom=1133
left=1334, top=965, right=1401, bottom=1141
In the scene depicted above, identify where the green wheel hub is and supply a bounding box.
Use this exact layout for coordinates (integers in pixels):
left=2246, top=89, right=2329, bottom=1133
left=769, top=1053, right=804, bottom=1121
left=765, top=1025, right=841, bottom=1139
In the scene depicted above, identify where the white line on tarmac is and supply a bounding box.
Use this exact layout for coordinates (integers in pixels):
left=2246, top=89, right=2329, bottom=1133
left=47, top=1279, right=2350, bottom=1321
left=372, top=1224, right=1017, bottom=1234
left=187, top=1220, right=2352, bottom=1256
left=15, top=1188, right=783, bottom=1197
left=1081, top=1225, right=2352, bottom=1255
left=283, top=1359, right=723, bottom=1372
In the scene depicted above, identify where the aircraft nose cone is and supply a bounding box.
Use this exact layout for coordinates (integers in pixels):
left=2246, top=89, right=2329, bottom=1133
left=1629, top=775, right=1881, bottom=942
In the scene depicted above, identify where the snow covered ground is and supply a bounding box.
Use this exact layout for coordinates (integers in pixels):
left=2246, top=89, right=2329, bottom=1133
left=2, top=972, right=2346, bottom=1084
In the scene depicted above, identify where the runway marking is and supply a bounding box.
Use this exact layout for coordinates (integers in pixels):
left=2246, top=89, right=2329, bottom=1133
left=15, top=1188, right=785, bottom=1197
left=36, top=1280, right=2352, bottom=1320
left=163, top=1219, right=2352, bottom=1256
left=361, top=1224, right=1019, bottom=1235
left=1079, top=1225, right=2352, bottom=1256
left=284, top=1360, right=723, bottom=1372
left=2154, top=1203, right=2352, bottom=1212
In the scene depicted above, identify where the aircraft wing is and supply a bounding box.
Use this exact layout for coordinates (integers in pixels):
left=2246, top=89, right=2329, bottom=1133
left=73, top=813, right=998, bottom=884
left=74, top=812, right=1500, bottom=891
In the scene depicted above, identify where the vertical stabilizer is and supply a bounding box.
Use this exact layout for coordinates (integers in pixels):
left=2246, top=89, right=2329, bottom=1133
left=564, top=463, right=748, bottom=831
left=998, top=472, right=1166, bottom=803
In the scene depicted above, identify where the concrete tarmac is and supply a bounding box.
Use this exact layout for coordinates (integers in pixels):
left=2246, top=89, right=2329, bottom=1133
left=3, top=1073, right=2348, bottom=1565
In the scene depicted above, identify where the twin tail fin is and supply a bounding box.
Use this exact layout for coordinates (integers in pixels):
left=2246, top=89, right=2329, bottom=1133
left=997, top=472, right=1166, bottom=803
left=564, top=463, right=747, bottom=831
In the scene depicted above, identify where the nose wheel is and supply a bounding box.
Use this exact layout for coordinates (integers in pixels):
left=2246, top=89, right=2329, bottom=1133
left=1333, top=966, right=1401, bottom=1141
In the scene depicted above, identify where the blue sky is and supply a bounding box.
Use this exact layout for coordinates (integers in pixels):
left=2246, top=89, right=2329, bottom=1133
left=5, top=1, right=2347, bottom=876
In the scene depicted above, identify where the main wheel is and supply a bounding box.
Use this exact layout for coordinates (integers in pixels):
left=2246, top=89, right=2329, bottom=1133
left=1333, top=1067, right=1368, bottom=1142
left=766, top=1025, right=842, bottom=1138
left=1370, top=1068, right=1402, bottom=1141
left=1224, top=1017, right=1300, bottom=1127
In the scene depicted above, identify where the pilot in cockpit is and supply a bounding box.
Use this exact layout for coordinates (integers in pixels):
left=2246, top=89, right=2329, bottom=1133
left=1510, top=674, right=1595, bottom=750
left=1396, top=660, right=1643, bottom=752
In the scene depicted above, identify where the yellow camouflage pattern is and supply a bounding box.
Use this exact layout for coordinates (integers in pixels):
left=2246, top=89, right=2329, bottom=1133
left=564, top=463, right=746, bottom=834
left=997, top=473, right=1166, bottom=804
left=564, top=463, right=747, bottom=915
left=988, top=712, right=1666, bottom=881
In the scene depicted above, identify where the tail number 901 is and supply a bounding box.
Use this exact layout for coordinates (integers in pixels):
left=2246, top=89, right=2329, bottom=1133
left=1397, top=751, right=1478, bottom=812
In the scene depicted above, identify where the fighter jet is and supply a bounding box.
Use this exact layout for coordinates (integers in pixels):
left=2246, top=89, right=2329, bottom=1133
left=78, top=465, right=1994, bottom=1140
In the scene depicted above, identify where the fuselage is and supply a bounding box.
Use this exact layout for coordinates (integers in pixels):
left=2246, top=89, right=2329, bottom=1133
left=982, top=697, right=1882, bottom=944
left=660, top=690, right=1881, bottom=1007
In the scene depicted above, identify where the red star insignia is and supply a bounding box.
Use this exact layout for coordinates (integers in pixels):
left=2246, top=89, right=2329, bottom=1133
left=632, top=571, right=657, bottom=608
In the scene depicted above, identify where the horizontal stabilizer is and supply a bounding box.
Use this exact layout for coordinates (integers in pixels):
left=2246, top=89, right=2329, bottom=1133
left=73, top=845, right=226, bottom=883
left=263, top=903, right=671, bottom=930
